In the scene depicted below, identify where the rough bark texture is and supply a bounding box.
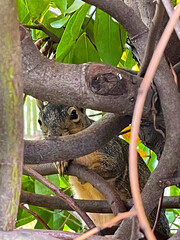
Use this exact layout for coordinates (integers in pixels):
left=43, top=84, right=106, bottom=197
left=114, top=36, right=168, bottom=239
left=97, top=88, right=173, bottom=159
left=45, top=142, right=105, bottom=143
left=1, top=0, right=179, bottom=239
left=20, top=27, right=153, bottom=114
left=0, top=1, right=23, bottom=231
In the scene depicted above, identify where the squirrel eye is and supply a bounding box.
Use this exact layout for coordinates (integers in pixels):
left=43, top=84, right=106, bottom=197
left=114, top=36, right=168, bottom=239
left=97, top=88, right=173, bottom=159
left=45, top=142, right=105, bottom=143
left=38, top=119, right=42, bottom=126
left=70, top=109, right=78, bottom=120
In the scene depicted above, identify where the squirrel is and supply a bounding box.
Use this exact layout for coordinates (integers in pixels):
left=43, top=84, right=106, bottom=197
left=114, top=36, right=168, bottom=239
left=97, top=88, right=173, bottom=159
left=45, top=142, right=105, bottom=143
left=37, top=101, right=170, bottom=239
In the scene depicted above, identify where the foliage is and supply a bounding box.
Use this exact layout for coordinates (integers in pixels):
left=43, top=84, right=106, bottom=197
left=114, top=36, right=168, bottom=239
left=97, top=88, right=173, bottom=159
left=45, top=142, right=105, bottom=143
left=16, top=0, right=179, bottom=235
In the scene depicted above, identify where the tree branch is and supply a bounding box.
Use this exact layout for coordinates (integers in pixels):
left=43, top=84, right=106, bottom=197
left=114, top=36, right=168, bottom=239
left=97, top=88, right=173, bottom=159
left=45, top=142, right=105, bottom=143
left=24, top=114, right=131, bottom=164
left=24, top=22, right=60, bottom=43
left=23, top=163, right=127, bottom=215
left=23, top=165, right=96, bottom=229
left=139, top=1, right=165, bottom=76
left=19, top=203, right=51, bottom=230
left=20, top=190, right=180, bottom=212
left=162, top=0, right=180, bottom=39
left=115, top=4, right=180, bottom=238
left=20, top=26, right=153, bottom=114
left=14, top=229, right=112, bottom=240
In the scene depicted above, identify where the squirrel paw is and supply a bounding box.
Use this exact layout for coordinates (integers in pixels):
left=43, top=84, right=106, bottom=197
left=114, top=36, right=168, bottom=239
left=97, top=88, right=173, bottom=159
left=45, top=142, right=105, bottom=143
left=54, top=161, right=69, bottom=176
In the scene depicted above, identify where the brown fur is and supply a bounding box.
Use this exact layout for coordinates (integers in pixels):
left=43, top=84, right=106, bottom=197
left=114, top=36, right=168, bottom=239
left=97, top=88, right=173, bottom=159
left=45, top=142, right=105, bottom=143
left=37, top=101, right=170, bottom=237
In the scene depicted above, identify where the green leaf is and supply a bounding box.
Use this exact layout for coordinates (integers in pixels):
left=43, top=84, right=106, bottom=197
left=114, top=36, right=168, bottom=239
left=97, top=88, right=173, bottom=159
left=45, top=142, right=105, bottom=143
left=22, top=175, right=35, bottom=193
left=72, top=33, right=100, bottom=63
left=170, top=185, right=180, bottom=196
left=56, top=3, right=90, bottom=62
left=166, top=209, right=176, bottom=223
left=123, top=49, right=136, bottom=69
left=48, top=210, right=69, bottom=230
left=119, top=24, right=127, bottom=50
left=65, top=212, right=82, bottom=231
left=65, top=0, right=84, bottom=14
left=16, top=208, right=35, bottom=228
left=29, top=206, right=52, bottom=229
left=25, top=0, right=51, bottom=21
left=41, top=11, right=64, bottom=39
left=94, top=9, right=123, bottom=66
left=50, top=15, right=70, bottom=28
left=35, top=174, right=60, bottom=195
left=16, top=0, right=30, bottom=24
left=53, top=0, right=67, bottom=15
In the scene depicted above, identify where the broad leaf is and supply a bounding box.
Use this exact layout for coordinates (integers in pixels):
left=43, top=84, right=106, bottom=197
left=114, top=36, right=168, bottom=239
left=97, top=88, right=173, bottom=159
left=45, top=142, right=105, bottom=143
left=72, top=32, right=100, bottom=63
left=51, top=15, right=70, bottom=28
left=16, top=208, right=35, bottom=228
left=16, top=0, right=30, bottom=24
left=65, top=0, right=84, bottom=14
left=94, top=9, right=123, bottom=66
left=25, top=0, right=51, bottom=21
left=35, top=174, right=60, bottom=195
left=53, top=0, right=67, bottom=15
left=56, top=3, right=90, bottom=62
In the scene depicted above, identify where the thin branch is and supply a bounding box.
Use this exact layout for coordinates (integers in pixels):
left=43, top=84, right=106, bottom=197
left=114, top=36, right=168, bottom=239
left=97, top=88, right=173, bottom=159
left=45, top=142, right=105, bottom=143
left=139, top=1, right=165, bottom=77
left=152, top=193, right=164, bottom=233
left=24, top=23, right=60, bottom=43
left=67, top=164, right=127, bottom=215
left=23, top=165, right=96, bottom=229
left=74, top=210, right=137, bottom=240
left=129, top=3, right=180, bottom=240
left=19, top=203, right=51, bottom=230
left=23, top=163, right=127, bottom=216
left=162, top=0, right=180, bottom=39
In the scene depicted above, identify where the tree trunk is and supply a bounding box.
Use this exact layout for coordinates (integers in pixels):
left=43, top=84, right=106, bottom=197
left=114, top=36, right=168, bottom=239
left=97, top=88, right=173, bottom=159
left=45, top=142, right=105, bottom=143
left=0, top=0, right=23, bottom=230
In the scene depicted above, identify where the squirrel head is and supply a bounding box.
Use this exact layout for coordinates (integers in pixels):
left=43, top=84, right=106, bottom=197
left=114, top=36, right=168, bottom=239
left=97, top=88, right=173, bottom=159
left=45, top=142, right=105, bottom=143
left=37, top=100, right=91, bottom=137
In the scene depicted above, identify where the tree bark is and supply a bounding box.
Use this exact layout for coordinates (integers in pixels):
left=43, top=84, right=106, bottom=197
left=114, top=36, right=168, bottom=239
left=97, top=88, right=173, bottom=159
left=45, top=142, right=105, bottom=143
left=0, top=1, right=23, bottom=230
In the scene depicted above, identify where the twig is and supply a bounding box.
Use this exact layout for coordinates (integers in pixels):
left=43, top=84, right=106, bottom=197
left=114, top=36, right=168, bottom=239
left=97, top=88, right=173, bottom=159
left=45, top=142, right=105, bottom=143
left=162, top=0, right=180, bottom=39
left=152, top=192, right=164, bottom=233
left=24, top=22, right=60, bottom=43
left=74, top=210, right=137, bottom=240
left=129, top=2, right=180, bottom=240
left=23, top=165, right=96, bottom=229
left=67, top=164, right=127, bottom=215
left=19, top=203, right=51, bottom=230
left=139, top=1, right=165, bottom=77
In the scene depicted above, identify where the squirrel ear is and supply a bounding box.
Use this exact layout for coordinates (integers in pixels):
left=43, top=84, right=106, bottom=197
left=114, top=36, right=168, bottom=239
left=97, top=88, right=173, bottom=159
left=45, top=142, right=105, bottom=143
left=76, top=107, right=86, bottom=114
left=36, top=100, right=44, bottom=110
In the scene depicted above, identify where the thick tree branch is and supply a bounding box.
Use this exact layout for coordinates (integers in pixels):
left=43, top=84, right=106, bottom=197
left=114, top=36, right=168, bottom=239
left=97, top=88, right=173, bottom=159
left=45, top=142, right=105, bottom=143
left=20, top=27, right=153, bottom=114
left=168, top=229, right=180, bottom=240
left=115, top=5, right=180, bottom=238
left=0, top=231, right=58, bottom=240
left=139, top=1, right=165, bottom=76
left=24, top=114, right=131, bottom=164
left=20, top=191, right=180, bottom=212
left=14, top=229, right=111, bottom=240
